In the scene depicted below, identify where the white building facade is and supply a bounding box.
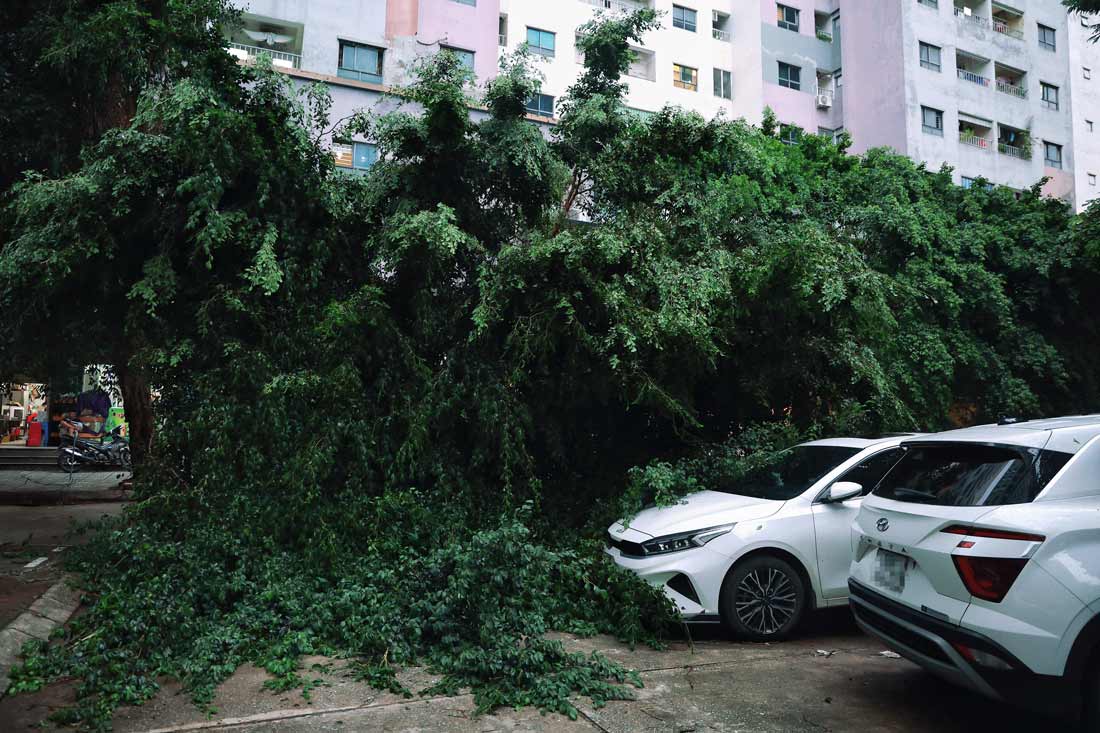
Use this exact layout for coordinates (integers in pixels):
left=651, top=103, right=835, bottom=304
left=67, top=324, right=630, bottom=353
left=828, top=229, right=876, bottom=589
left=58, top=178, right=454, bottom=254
left=229, top=0, right=1100, bottom=210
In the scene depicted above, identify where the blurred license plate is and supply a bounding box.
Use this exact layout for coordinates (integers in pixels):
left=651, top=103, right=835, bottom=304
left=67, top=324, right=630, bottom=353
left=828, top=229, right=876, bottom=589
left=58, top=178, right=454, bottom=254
left=874, top=549, right=908, bottom=594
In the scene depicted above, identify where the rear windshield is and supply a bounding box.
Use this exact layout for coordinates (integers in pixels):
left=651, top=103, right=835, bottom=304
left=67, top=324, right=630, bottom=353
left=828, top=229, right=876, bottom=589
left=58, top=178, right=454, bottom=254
left=873, top=444, right=1072, bottom=506
left=718, top=445, right=860, bottom=500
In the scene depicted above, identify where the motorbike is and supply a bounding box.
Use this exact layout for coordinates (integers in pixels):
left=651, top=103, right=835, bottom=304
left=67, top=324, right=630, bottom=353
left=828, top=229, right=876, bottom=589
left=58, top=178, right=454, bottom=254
left=57, top=420, right=131, bottom=473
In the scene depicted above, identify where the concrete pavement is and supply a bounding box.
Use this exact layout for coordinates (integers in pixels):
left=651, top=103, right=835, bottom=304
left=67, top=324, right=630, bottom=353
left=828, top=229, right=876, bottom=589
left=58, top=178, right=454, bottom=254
left=0, top=470, right=131, bottom=505
left=0, top=611, right=1058, bottom=732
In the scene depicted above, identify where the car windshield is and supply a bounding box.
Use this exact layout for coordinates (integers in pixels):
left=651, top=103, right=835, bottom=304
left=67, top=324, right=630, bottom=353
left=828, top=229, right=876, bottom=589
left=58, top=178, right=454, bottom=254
left=717, top=445, right=861, bottom=500
left=873, top=444, right=1072, bottom=506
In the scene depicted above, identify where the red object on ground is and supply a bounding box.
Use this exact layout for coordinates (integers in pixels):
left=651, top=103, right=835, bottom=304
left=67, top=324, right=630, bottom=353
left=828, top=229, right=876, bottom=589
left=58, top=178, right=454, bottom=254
left=26, top=421, right=43, bottom=447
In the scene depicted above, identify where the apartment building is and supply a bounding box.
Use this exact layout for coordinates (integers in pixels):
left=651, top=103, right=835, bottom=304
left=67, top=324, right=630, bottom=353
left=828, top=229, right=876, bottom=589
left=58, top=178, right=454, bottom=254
left=228, top=0, right=1100, bottom=210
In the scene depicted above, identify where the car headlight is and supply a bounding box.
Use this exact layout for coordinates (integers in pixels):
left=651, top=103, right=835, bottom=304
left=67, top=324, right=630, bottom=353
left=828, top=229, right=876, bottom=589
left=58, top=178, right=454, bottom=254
left=640, top=524, right=736, bottom=556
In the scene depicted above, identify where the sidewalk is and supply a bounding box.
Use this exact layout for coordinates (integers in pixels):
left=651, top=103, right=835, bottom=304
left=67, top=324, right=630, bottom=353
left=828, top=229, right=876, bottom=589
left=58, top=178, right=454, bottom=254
left=0, top=470, right=131, bottom=505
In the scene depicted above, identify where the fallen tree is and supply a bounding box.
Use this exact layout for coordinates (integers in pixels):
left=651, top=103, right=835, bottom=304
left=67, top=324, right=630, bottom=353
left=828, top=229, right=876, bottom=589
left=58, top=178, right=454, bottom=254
left=3, top=6, right=1100, bottom=730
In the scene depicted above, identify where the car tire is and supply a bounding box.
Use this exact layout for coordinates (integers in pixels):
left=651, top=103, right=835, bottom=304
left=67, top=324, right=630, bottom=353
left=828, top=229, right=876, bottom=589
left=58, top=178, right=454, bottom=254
left=719, top=555, right=807, bottom=642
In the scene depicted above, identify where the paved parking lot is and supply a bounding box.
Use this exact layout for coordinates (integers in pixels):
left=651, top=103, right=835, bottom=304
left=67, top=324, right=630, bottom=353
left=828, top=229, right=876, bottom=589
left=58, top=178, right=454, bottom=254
left=1, top=609, right=1060, bottom=732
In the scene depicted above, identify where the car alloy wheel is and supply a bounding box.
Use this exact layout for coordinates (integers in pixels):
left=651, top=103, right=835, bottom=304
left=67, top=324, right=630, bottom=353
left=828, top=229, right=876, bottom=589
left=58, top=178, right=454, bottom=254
left=735, top=567, right=797, bottom=635
left=720, top=555, right=807, bottom=641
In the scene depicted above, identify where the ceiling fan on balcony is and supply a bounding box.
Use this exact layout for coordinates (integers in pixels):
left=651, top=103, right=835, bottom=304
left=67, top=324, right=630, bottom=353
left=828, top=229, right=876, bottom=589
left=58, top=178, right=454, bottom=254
left=243, top=28, right=295, bottom=46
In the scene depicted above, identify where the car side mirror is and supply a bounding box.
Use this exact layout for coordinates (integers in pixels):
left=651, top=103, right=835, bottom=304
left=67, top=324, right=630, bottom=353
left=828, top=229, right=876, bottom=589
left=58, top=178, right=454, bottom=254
left=826, top=481, right=863, bottom=503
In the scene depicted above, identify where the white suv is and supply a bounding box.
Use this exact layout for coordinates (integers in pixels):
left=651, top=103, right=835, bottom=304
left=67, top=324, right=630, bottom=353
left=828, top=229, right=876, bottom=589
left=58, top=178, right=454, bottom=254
left=607, top=435, right=914, bottom=640
left=849, top=416, right=1100, bottom=725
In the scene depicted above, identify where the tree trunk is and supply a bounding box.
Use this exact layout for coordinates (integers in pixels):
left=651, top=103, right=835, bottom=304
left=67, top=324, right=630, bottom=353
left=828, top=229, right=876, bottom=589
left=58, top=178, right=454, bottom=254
left=116, top=361, right=154, bottom=466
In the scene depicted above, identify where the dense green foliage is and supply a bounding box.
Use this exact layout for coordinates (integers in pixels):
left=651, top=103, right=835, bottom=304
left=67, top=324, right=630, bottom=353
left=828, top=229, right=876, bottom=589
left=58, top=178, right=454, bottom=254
left=4, top=5, right=1100, bottom=730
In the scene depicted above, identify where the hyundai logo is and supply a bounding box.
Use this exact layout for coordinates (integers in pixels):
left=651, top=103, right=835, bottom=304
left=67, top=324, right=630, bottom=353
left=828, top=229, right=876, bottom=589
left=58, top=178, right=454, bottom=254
left=876, top=517, right=890, bottom=532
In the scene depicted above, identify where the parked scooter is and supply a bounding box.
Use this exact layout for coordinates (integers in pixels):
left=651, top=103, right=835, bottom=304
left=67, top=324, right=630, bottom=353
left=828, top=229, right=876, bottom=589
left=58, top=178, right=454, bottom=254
left=57, top=419, right=131, bottom=473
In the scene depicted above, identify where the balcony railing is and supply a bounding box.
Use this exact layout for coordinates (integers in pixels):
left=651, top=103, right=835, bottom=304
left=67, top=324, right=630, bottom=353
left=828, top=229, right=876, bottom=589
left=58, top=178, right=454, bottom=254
left=996, top=80, right=1027, bottom=98
left=992, top=19, right=1024, bottom=39
left=954, top=7, right=989, bottom=28
left=581, top=0, right=648, bottom=12
left=712, top=28, right=730, bottom=41
left=228, top=42, right=301, bottom=69
left=998, top=142, right=1030, bottom=159
left=959, top=133, right=991, bottom=150
left=957, top=68, right=990, bottom=86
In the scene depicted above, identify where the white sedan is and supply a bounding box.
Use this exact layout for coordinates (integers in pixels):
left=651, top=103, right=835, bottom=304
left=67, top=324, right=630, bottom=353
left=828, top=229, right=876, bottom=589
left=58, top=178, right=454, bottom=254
left=607, top=436, right=911, bottom=640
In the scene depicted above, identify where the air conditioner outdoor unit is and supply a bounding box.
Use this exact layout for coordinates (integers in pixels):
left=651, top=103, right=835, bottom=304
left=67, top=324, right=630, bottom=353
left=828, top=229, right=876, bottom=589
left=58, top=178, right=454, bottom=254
left=816, top=93, right=833, bottom=108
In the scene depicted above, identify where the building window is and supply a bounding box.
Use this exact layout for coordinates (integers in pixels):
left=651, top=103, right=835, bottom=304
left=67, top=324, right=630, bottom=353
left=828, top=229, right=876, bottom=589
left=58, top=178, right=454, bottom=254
left=451, top=0, right=475, bottom=5
left=1090, top=173, right=1097, bottom=186
left=778, top=61, right=801, bottom=90
left=713, top=68, right=732, bottom=99
left=526, top=27, right=556, bottom=56
left=961, top=176, right=993, bottom=191
left=921, top=106, right=944, bottom=136
left=525, top=93, right=555, bottom=117
left=673, top=63, right=698, bottom=91
left=1038, top=23, right=1056, bottom=51
left=672, top=5, right=698, bottom=32
left=777, top=4, right=800, bottom=32
left=919, top=42, right=941, bottom=72
left=780, top=125, right=801, bottom=145
left=1086, top=67, right=1092, bottom=80
left=1041, top=82, right=1060, bottom=110
left=441, top=46, right=475, bottom=71
left=1044, top=141, right=1063, bottom=168
left=333, top=141, right=378, bottom=172
left=917, top=0, right=938, bottom=7
left=338, top=42, right=384, bottom=84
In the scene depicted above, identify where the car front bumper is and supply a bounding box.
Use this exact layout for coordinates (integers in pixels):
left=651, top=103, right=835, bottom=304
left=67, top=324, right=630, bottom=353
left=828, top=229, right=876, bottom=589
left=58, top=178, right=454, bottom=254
left=605, top=543, right=732, bottom=619
left=848, top=579, right=1075, bottom=719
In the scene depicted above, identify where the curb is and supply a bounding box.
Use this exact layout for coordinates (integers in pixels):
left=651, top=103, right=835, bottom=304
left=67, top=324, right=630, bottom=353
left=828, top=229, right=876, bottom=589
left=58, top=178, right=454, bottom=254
left=0, top=575, right=82, bottom=697
left=0, top=488, right=131, bottom=506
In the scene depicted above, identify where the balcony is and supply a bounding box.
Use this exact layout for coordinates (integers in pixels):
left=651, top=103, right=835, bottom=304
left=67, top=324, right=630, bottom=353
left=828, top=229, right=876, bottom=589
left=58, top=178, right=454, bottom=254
left=582, top=0, right=650, bottom=11
left=954, top=6, right=989, bottom=29
left=228, top=42, right=301, bottom=69
left=998, top=142, right=1030, bottom=159
left=227, top=16, right=304, bottom=70
left=992, top=3, right=1025, bottom=40
left=712, top=10, right=731, bottom=42
left=957, top=69, right=990, bottom=87
left=992, top=18, right=1023, bottom=39
left=960, top=133, right=991, bottom=150
left=994, top=63, right=1026, bottom=99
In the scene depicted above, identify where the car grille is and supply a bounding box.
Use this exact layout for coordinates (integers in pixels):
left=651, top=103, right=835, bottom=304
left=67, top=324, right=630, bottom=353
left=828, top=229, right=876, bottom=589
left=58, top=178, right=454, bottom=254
left=607, top=534, right=646, bottom=557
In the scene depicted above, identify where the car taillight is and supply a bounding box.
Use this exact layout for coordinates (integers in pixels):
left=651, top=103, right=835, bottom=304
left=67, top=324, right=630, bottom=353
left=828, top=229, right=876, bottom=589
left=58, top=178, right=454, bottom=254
left=941, top=525, right=1045, bottom=543
left=951, top=555, right=1029, bottom=603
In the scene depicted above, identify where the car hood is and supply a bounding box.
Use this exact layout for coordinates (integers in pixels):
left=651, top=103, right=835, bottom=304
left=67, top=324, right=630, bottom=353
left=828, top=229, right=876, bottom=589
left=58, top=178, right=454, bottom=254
left=610, top=491, right=786, bottom=539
